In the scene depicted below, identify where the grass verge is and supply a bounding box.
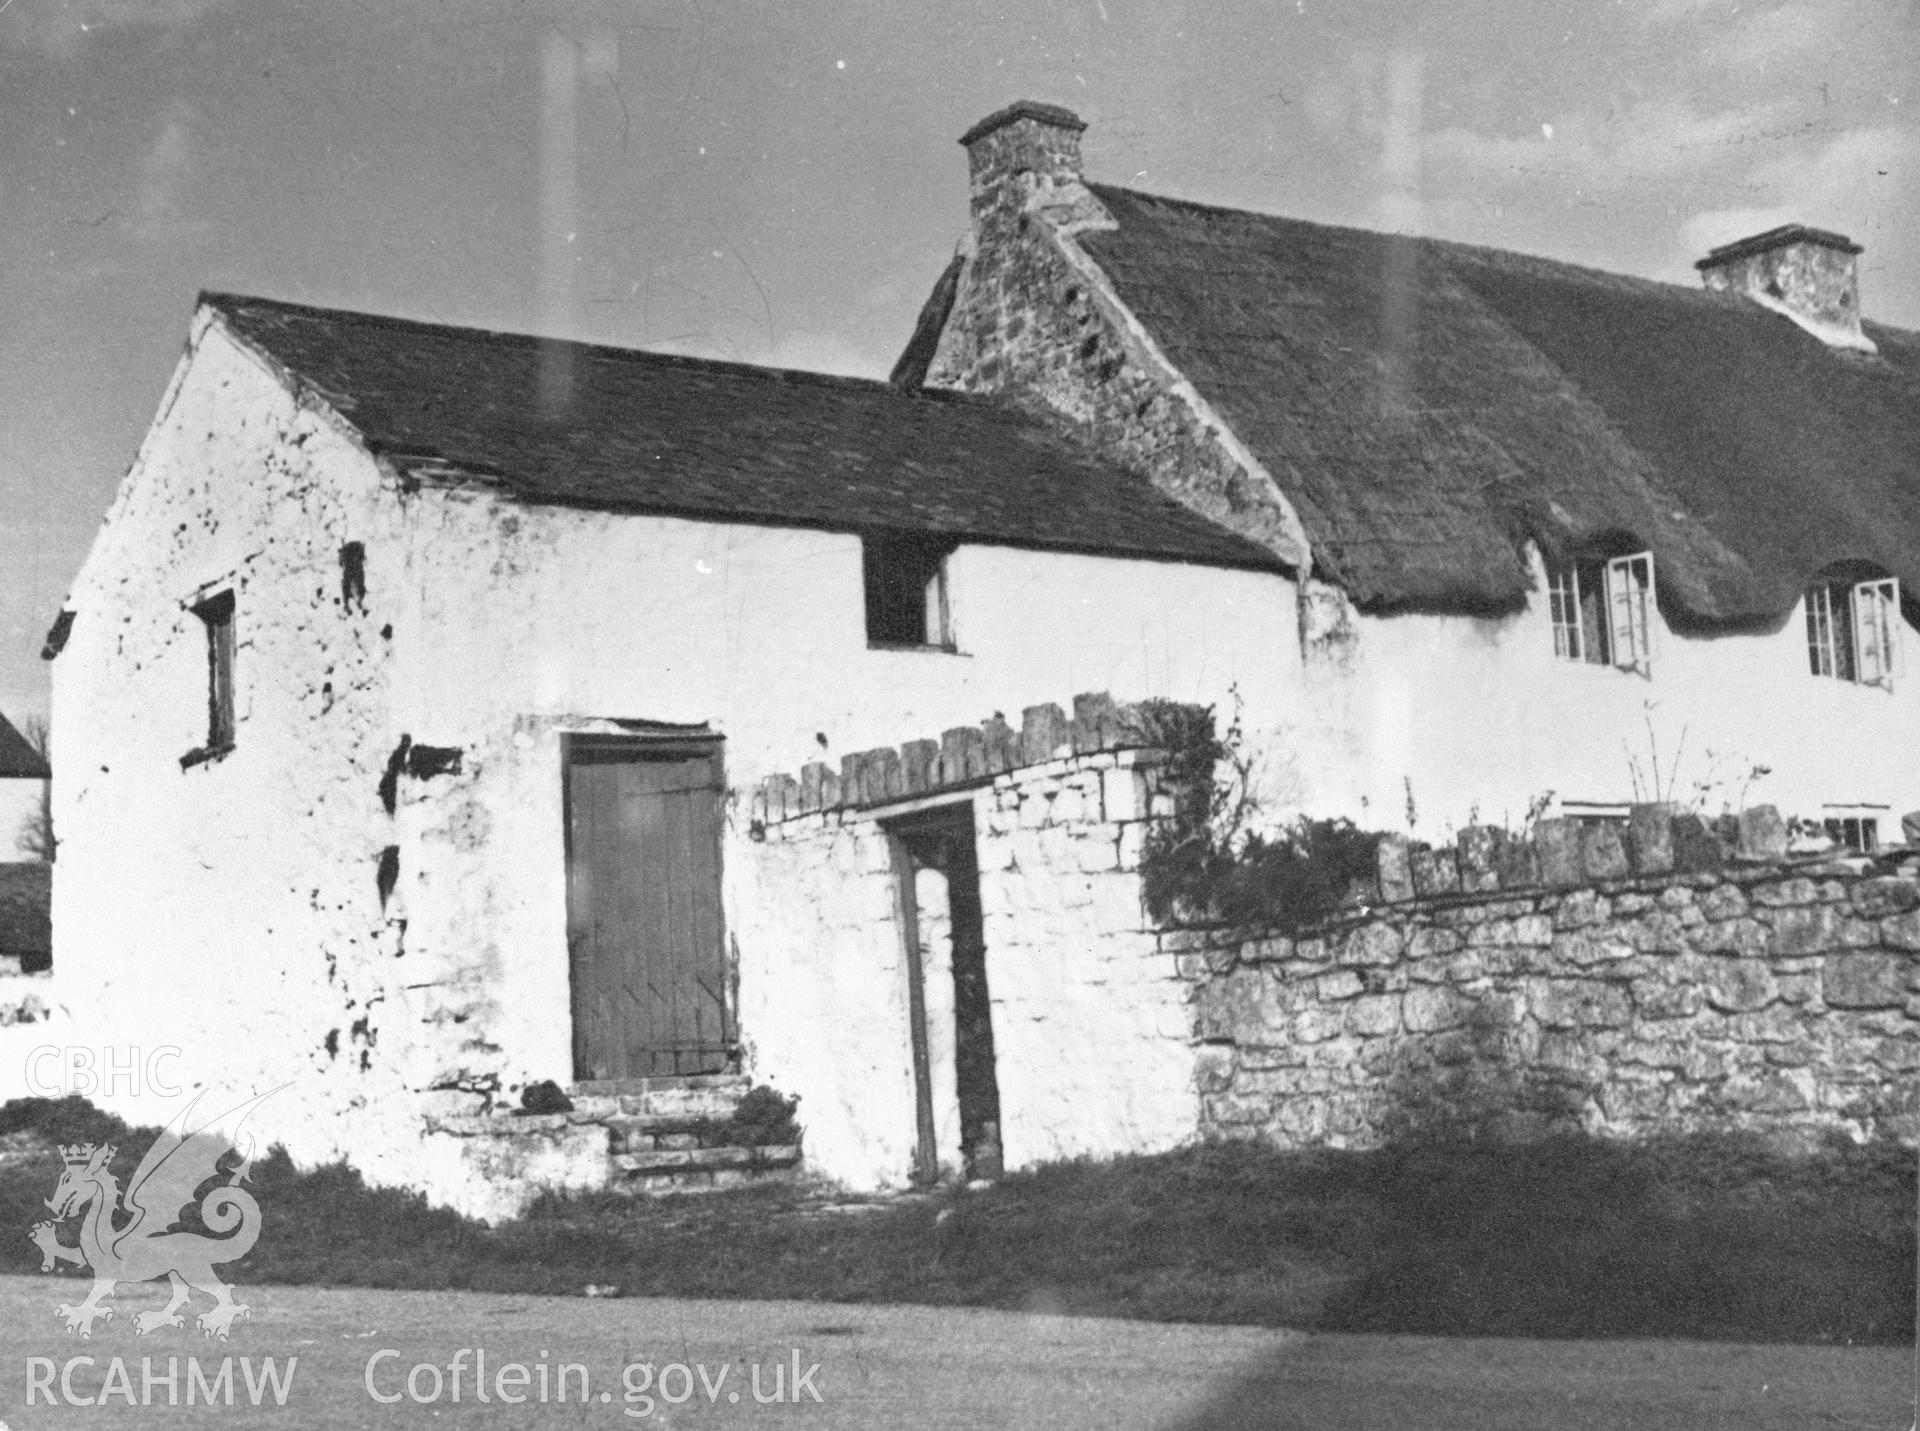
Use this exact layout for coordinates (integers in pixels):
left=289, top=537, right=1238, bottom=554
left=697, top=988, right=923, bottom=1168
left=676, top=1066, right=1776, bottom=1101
left=0, top=1097, right=1910, bottom=1344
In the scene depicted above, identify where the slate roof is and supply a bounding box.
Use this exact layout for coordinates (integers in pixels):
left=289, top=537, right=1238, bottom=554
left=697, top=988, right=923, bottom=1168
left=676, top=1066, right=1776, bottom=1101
left=0, top=716, right=48, bottom=781
left=203, top=294, right=1282, bottom=574
left=1068, top=184, right=1920, bottom=626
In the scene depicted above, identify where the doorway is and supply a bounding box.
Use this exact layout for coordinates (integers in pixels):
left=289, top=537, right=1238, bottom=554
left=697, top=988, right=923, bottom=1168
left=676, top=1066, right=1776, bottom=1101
left=563, top=735, right=734, bottom=1081
left=885, top=802, right=1002, bottom=1183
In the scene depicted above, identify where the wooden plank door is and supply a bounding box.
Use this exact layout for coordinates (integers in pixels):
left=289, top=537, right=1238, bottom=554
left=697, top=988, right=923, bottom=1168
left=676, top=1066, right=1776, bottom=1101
left=566, top=741, right=732, bottom=1080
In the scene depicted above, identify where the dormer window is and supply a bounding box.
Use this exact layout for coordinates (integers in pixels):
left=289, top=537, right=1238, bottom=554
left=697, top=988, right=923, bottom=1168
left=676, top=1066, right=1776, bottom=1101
left=1807, top=576, right=1898, bottom=687
left=1547, top=552, right=1654, bottom=674
left=863, top=532, right=956, bottom=650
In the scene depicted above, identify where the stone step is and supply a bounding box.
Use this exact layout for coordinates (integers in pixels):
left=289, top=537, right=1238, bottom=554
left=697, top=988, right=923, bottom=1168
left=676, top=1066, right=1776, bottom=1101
left=610, top=1143, right=803, bottom=1197
left=597, top=1113, right=736, bottom=1154
left=565, top=1086, right=747, bottom=1120
left=613, top=1144, right=801, bottom=1175
left=571, top=1074, right=750, bottom=1095
left=424, top=1077, right=798, bottom=1202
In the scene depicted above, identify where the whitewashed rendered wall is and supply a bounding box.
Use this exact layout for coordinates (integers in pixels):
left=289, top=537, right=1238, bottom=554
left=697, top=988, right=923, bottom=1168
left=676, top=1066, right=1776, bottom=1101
left=729, top=818, right=922, bottom=1188
left=45, top=318, right=449, bottom=1193
left=387, top=488, right=1298, bottom=1190
left=1277, top=557, right=1920, bottom=841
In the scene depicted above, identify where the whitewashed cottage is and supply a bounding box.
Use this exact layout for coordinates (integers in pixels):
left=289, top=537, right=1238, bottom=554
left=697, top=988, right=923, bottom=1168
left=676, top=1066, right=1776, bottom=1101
left=44, top=101, right=1920, bottom=1216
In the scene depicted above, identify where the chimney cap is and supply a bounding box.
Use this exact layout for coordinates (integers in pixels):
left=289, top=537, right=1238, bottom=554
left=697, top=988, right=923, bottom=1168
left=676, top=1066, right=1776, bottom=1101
left=1695, top=224, right=1862, bottom=270
left=959, top=100, right=1088, bottom=148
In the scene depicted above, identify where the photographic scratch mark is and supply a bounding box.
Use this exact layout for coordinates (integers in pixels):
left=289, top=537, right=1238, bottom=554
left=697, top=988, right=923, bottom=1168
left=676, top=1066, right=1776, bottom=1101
left=702, top=217, right=775, bottom=348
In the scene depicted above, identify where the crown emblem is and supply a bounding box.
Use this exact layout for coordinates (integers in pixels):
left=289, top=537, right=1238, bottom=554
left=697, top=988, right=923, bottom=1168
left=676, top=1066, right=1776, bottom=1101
left=58, top=1143, right=108, bottom=1167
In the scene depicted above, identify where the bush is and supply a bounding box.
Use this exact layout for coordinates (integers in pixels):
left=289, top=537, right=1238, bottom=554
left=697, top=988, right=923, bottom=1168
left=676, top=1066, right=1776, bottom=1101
left=0, top=1095, right=133, bottom=1147
left=723, top=1086, right=801, bottom=1148
left=1136, top=700, right=1384, bottom=931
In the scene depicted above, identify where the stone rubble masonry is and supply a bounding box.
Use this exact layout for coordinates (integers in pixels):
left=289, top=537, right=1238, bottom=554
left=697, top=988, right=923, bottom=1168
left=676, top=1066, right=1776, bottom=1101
left=753, top=694, right=1192, bottom=1176
left=1180, top=826, right=1920, bottom=1151
left=922, top=104, right=1311, bottom=574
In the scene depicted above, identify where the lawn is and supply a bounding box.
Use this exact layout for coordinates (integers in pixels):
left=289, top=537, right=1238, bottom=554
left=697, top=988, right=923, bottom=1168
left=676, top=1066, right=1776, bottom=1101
left=2, top=1095, right=1911, bottom=1345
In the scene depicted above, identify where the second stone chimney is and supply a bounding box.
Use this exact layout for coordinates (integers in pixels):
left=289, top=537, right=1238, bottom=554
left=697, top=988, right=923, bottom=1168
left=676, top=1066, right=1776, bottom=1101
left=958, top=100, right=1089, bottom=221
left=1695, top=225, right=1874, bottom=352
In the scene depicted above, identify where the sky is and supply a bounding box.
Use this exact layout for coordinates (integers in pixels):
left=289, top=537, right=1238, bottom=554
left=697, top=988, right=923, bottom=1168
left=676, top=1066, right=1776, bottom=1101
left=0, top=0, right=1913, bottom=725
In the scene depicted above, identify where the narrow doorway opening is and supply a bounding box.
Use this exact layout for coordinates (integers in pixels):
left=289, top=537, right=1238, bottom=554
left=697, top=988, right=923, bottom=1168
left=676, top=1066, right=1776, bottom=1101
left=885, top=803, right=1002, bottom=1184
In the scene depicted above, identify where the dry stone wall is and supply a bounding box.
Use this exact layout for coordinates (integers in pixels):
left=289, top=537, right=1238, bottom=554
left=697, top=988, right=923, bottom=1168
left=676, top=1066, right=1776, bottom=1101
left=1180, top=805, right=1920, bottom=1150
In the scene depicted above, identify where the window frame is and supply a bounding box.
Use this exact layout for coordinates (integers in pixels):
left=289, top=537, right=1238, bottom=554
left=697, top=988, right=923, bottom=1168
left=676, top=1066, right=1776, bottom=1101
left=1807, top=575, right=1899, bottom=689
left=1546, top=550, right=1655, bottom=675
left=1604, top=552, right=1654, bottom=675
left=181, top=587, right=236, bottom=768
left=862, top=532, right=959, bottom=652
left=1821, top=805, right=1888, bottom=853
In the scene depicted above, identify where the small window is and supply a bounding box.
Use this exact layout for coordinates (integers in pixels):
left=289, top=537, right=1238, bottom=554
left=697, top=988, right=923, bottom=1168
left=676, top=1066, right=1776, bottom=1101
left=185, top=589, right=235, bottom=764
left=1560, top=800, right=1630, bottom=829
left=1807, top=577, right=1898, bottom=688
left=863, top=532, right=956, bottom=649
left=1547, top=552, right=1654, bottom=674
left=1824, top=815, right=1880, bottom=852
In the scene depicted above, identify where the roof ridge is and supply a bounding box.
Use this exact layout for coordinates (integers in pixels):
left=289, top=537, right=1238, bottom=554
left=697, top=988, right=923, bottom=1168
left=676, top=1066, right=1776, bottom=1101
left=197, top=291, right=1290, bottom=576
left=1081, top=184, right=1920, bottom=341
left=1084, top=183, right=1696, bottom=293
left=199, top=291, right=1024, bottom=404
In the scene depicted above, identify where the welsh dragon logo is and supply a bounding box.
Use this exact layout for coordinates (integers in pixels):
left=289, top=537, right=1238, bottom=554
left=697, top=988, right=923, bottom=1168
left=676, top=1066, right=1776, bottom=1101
left=29, top=1090, right=275, bottom=1341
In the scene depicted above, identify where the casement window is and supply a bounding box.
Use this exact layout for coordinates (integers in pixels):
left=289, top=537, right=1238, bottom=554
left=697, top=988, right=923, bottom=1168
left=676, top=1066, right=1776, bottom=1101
left=1806, top=577, right=1899, bottom=688
left=1560, top=800, right=1630, bottom=829
left=1547, top=552, right=1654, bottom=674
left=863, top=532, right=957, bottom=649
left=1823, top=812, right=1882, bottom=853
left=182, top=589, right=235, bottom=767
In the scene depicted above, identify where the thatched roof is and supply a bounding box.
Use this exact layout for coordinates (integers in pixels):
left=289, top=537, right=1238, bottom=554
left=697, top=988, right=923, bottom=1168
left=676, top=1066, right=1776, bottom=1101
left=1074, top=185, right=1920, bottom=627
left=205, top=294, right=1281, bottom=575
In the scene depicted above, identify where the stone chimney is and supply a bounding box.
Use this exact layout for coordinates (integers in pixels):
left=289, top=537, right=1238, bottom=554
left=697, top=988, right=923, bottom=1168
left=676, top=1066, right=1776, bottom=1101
left=958, top=100, right=1089, bottom=222
left=1695, top=225, right=1874, bottom=352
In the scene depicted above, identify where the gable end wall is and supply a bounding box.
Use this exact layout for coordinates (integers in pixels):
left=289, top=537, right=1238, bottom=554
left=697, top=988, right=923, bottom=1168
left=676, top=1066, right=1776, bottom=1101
left=922, top=169, right=1310, bottom=577
left=47, top=319, right=455, bottom=1188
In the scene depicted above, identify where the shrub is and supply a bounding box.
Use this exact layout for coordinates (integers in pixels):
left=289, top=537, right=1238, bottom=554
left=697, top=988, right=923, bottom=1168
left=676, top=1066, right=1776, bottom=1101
left=723, top=1086, right=801, bottom=1148
left=1136, top=700, right=1384, bottom=931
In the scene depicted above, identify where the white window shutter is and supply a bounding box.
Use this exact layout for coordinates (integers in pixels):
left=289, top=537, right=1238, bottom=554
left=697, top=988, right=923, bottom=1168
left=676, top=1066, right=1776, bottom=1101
left=1606, top=553, right=1653, bottom=673
left=1852, top=578, right=1898, bottom=688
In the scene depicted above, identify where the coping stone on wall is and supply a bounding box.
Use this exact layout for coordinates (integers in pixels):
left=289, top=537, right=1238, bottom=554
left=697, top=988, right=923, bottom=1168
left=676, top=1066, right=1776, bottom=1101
left=1376, top=836, right=1415, bottom=904
left=900, top=740, right=938, bottom=796
left=1338, top=803, right=1856, bottom=920
left=1629, top=803, right=1677, bottom=875
left=1457, top=826, right=1501, bottom=892
left=759, top=691, right=1162, bottom=824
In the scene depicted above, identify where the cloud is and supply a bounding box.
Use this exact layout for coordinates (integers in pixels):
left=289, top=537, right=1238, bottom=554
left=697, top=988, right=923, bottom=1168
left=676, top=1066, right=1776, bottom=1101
left=2, top=0, right=235, bottom=58
left=1669, top=123, right=1920, bottom=290
left=1425, top=96, right=1813, bottom=194
left=1699, top=0, right=1830, bottom=71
